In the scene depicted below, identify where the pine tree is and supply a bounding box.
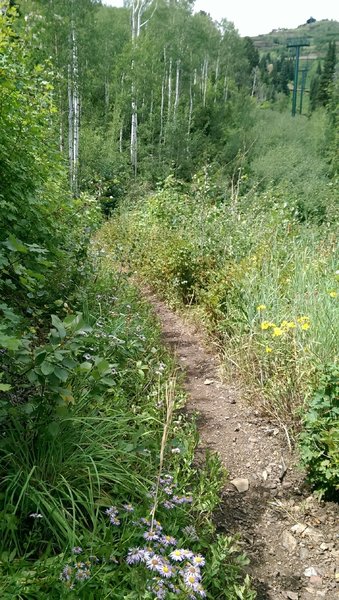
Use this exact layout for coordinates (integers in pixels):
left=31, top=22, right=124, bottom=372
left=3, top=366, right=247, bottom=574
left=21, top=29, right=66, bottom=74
left=318, top=41, right=336, bottom=107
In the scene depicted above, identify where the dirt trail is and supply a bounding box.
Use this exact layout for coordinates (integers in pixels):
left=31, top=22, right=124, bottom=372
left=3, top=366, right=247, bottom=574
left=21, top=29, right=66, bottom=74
left=141, top=287, right=338, bottom=600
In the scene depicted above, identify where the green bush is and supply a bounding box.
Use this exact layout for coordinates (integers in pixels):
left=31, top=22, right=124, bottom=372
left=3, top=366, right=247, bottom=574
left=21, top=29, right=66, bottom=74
left=299, top=365, right=339, bottom=499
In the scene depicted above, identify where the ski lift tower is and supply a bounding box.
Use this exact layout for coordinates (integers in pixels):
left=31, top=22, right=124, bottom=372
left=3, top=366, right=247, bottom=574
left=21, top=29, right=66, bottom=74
left=287, top=38, right=310, bottom=116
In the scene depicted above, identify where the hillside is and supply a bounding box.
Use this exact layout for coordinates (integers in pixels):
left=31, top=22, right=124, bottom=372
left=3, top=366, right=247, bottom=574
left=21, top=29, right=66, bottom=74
left=252, top=18, right=339, bottom=60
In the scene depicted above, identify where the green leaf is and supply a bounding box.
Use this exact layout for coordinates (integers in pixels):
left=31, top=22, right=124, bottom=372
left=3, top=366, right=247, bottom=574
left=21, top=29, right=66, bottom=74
left=3, top=235, right=27, bottom=254
left=0, top=383, right=11, bottom=391
left=51, top=315, right=67, bottom=339
left=0, top=334, right=21, bottom=351
left=53, top=367, right=69, bottom=382
left=40, top=361, right=55, bottom=376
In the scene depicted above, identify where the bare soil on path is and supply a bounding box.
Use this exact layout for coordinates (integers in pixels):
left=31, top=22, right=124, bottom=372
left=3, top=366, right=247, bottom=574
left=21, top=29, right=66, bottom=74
left=140, top=287, right=338, bottom=600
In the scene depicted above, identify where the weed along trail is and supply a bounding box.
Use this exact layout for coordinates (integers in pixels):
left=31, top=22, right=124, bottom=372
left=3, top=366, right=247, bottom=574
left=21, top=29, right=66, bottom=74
left=139, top=286, right=339, bottom=600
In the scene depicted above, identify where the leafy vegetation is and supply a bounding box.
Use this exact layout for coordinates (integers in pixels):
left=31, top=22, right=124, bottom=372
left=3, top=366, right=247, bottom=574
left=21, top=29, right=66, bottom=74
left=1, top=0, right=338, bottom=597
left=0, top=2, right=257, bottom=598
left=299, top=365, right=339, bottom=499
left=101, top=104, right=338, bottom=493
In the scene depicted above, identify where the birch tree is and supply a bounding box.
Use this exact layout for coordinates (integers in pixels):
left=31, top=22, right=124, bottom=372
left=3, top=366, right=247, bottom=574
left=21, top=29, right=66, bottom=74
left=129, top=0, right=156, bottom=175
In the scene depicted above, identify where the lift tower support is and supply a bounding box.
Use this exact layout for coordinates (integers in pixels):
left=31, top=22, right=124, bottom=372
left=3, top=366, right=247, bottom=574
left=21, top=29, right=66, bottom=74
left=287, top=38, right=310, bottom=116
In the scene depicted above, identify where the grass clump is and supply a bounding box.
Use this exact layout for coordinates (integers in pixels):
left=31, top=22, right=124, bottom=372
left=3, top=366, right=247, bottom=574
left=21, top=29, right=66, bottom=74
left=1, top=253, right=255, bottom=599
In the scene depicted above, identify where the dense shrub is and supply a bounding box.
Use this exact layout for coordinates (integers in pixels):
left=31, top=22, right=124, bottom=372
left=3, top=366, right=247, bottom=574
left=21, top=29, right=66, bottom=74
left=299, top=365, right=339, bottom=499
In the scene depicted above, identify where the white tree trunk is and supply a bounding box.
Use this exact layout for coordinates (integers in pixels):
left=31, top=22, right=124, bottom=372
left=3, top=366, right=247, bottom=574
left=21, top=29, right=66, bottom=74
left=68, top=64, right=74, bottom=190
left=68, top=17, right=79, bottom=197
left=202, top=57, right=208, bottom=107
left=188, top=79, right=193, bottom=136
left=159, top=76, right=165, bottom=148
left=174, top=59, right=180, bottom=120
left=168, top=57, right=172, bottom=116
left=130, top=0, right=156, bottom=175
left=71, top=24, right=79, bottom=196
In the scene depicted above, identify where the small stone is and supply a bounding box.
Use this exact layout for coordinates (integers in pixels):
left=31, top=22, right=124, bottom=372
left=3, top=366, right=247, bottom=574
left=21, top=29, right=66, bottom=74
left=291, top=523, right=307, bottom=536
left=300, top=546, right=310, bottom=560
left=203, top=378, right=214, bottom=385
left=262, top=470, right=268, bottom=481
left=230, top=478, right=249, bottom=493
left=282, top=530, right=297, bottom=553
left=309, top=576, right=322, bottom=587
left=286, top=592, right=299, bottom=600
left=319, top=543, right=328, bottom=551
left=304, top=567, right=318, bottom=577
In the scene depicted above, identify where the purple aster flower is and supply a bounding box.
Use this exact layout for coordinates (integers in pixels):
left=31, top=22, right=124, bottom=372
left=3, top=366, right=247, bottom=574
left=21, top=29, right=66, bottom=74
left=143, top=530, right=159, bottom=541
left=122, top=503, right=134, bottom=512
left=195, top=583, right=207, bottom=597
left=184, top=564, right=201, bottom=580
left=162, top=500, right=175, bottom=509
left=163, top=486, right=174, bottom=496
left=156, top=561, right=174, bottom=578
left=184, top=572, right=200, bottom=588
left=160, top=474, right=174, bottom=485
left=72, top=546, right=82, bottom=555
left=105, top=505, right=118, bottom=516
left=75, top=568, right=90, bottom=581
left=29, top=512, right=43, bottom=519
left=160, top=535, right=177, bottom=547
left=154, top=520, right=163, bottom=531
left=146, top=554, right=164, bottom=572
left=171, top=447, right=181, bottom=454
left=60, top=566, right=73, bottom=581
left=169, top=548, right=187, bottom=562
left=192, top=554, right=205, bottom=567
left=109, top=515, right=120, bottom=526
left=126, top=547, right=146, bottom=565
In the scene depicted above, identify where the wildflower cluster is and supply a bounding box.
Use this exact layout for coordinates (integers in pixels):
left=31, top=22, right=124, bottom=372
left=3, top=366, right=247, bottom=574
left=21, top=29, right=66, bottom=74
left=259, top=314, right=311, bottom=339
left=60, top=548, right=99, bottom=589
left=126, top=523, right=206, bottom=599
left=150, top=474, right=193, bottom=510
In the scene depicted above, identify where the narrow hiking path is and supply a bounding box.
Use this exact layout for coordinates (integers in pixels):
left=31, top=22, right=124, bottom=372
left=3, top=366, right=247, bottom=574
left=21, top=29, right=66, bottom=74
left=139, top=286, right=338, bottom=600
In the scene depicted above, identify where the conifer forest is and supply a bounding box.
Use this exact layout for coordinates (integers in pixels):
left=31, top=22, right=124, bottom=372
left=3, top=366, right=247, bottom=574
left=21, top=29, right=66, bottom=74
left=0, top=1, right=338, bottom=598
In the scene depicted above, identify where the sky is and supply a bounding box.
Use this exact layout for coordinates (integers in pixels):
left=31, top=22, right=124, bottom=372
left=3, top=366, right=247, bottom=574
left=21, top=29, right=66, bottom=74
left=102, top=0, right=339, bottom=37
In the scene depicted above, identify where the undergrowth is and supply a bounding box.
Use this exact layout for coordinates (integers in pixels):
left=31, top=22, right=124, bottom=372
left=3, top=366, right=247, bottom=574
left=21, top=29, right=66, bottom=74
left=1, top=253, right=255, bottom=599
left=99, top=127, right=338, bottom=495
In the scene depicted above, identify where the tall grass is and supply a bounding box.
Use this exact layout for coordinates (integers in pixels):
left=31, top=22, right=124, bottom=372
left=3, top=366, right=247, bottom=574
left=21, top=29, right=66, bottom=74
left=101, top=116, right=338, bottom=429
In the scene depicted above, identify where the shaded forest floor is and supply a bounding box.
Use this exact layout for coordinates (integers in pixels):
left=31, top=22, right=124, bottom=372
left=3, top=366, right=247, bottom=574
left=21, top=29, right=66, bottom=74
left=138, top=283, right=338, bottom=600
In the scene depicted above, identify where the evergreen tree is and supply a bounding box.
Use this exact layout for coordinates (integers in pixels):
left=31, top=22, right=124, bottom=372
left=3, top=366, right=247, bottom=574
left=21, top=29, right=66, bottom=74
left=318, top=41, right=336, bottom=107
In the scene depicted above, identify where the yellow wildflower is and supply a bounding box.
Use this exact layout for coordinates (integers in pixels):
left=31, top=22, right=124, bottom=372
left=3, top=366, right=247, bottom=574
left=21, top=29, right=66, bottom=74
left=297, top=316, right=310, bottom=324
left=329, top=291, right=337, bottom=298
left=301, top=322, right=310, bottom=331
left=261, top=321, right=275, bottom=330
left=257, top=304, right=267, bottom=311
left=272, top=327, right=283, bottom=337
left=265, top=346, right=272, bottom=353
left=286, top=321, right=296, bottom=329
